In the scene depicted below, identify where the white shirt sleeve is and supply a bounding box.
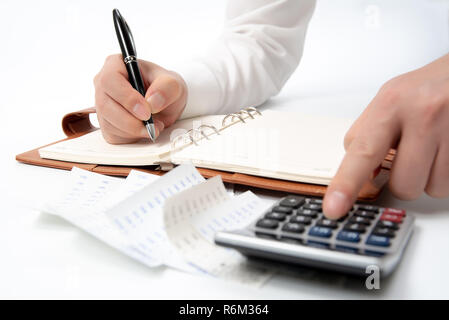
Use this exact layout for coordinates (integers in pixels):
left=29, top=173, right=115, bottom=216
left=176, top=0, right=316, bottom=119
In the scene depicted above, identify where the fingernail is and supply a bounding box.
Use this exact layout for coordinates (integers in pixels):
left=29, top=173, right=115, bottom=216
left=324, top=191, right=348, bottom=219
left=147, top=92, right=165, bottom=113
left=133, top=103, right=151, bottom=120
left=154, top=119, right=165, bottom=138
left=141, top=126, right=150, bottom=138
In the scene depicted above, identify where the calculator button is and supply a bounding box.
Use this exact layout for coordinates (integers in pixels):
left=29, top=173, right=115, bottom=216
left=336, top=245, right=359, bottom=254
left=366, top=235, right=391, bottom=247
left=279, top=196, right=305, bottom=208
left=255, top=232, right=276, bottom=239
left=307, top=241, right=330, bottom=249
left=384, top=208, right=406, bottom=217
left=376, top=220, right=399, bottom=230
left=354, top=210, right=376, bottom=219
left=316, top=219, right=339, bottom=229
left=297, top=208, right=319, bottom=218
left=302, top=203, right=322, bottom=211
left=282, top=223, right=305, bottom=234
left=309, top=199, right=323, bottom=204
left=308, top=226, right=333, bottom=238
left=344, top=223, right=366, bottom=233
left=272, top=206, right=293, bottom=214
left=372, top=227, right=395, bottom=238
left=348, top=216, right=371, bottom=225
left=256, top=219, right=279, bottom=229
left=365, top=250, right=385, bottom=257
left=357, top=205, right=380, bottom=213
left=289, top=215, right=312, bottom=225
left=280, top=236, right=303, bottom=244
left=265, top=212, right=287, bottom=221
left=380, top=213, right=403, bottom=223
left=337, top=231, right=361, bottom=243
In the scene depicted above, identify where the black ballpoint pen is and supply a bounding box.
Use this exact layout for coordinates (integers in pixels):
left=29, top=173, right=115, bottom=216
left=113, top=8, right=156, bottom=142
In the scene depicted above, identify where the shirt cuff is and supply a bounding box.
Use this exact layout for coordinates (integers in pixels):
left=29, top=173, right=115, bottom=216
left=174, top=61, right=222, bottom=119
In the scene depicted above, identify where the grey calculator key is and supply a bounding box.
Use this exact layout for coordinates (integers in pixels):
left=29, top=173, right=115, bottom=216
left=316, top=219, right=339, bottom=229
left=290, top=215, right=312, bottom=225
left=376, top=220, right=399, bottom=230
left=256, top=219, right=279, bottom=229
left=279, top=196, right=305, bottom=208
left=344, top=223, right=367, bottom=233
left=265, top=212, right=287, bottom=221
left=357, top=205, right=380, bottom=213
left=348, top=216, right=371, bottom=225
left=297, top=208, right=319, bottom=218
left=302, top=203, right=322, bottom=211
left=372, top=227, right=395, bottom=238
left=282, top=223, right=305, bottom=234
left=354, top=210, right=376, bottom=219
left=272, top=206, right=293, bottom=214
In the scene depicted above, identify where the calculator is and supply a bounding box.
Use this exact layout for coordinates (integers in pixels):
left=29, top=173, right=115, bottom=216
left=215, top=195, right=414, bottom=277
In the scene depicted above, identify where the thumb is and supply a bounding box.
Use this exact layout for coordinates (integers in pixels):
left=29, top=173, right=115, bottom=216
left=145, top=74, right=183, bottom=114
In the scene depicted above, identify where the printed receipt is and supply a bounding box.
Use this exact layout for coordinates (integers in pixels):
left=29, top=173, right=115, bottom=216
left=163, top=176, right=273, bottom=284
left=42, top=167, right=161, bottom=267
left=105, top=164, right=207, bottom=273
left=42, top=164, right=273, bottom=286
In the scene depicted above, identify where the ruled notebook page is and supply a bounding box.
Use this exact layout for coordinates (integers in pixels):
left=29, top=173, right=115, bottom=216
left=171, top=111, right=353, bottom=185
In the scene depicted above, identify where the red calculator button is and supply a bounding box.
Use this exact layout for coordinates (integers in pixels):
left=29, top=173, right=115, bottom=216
left=380, top=213, right=403, bottom=223
left=383, top=208, right=406, bottom=217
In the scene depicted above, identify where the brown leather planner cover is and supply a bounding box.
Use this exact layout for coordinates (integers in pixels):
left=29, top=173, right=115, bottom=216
left=16, top=108, right=394, bottom=201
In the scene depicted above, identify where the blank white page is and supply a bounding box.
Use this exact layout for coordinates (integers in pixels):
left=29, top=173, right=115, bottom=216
left=172, top=111, right=353, bottom=185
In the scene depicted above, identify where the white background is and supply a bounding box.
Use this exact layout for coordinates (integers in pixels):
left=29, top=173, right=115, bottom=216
left=1, top=0, right=449, bottom=299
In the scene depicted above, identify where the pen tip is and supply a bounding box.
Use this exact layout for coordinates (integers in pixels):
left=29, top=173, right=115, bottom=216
left=145, top=123, right=156, bottom=142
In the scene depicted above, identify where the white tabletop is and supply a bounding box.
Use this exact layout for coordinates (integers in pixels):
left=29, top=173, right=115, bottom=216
left=2, top=0, right=449, bottom=299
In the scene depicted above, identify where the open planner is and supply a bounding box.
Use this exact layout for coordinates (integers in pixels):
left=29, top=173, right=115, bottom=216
left=16, top=107, right=394, bottom=200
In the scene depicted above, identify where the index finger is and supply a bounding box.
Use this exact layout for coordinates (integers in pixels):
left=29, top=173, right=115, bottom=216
left=323, top=117, right=399, bottom=219
left=98, top=70, right=152, bottom=121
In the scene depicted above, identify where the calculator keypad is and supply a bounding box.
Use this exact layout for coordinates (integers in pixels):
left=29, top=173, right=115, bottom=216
left=252, top=196, right=410, bottom=256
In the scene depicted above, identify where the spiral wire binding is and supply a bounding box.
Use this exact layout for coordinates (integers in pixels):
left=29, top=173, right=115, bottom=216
left=171, top=107, right=262, bottom=149
left=198, top=125, right=220, bottom=138
left=222, top=107, right=261, bottom=126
